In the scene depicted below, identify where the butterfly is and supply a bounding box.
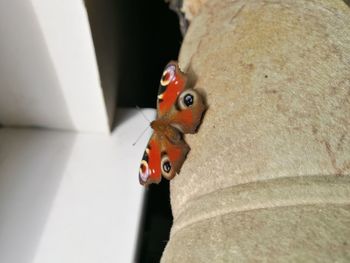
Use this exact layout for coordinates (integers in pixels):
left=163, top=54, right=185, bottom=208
left=138, top=61, right=206, bottom=186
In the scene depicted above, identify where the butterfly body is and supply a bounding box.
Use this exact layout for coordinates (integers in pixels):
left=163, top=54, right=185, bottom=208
left=139, top=61, right=206, bottom=186
left=150, top=120, right=180, bottom=144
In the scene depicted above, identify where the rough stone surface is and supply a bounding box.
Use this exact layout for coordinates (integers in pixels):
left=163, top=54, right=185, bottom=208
left=182, top=0, right=208, bottom=20
left=161, top=0, right=350, bottom=262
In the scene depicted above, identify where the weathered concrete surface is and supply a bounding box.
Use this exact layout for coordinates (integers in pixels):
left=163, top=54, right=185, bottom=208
left=162, top=1, right=350, bottom=262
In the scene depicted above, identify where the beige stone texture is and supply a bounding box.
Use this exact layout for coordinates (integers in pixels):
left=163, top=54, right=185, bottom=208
left=182, top=0, right=208, bottom=20
left=161, top=0, right=350, bottom=262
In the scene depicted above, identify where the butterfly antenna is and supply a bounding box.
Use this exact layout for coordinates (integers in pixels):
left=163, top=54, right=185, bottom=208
left=132, top=125, right=150, bottom=146
left=136, top=105, right=151, bottom=123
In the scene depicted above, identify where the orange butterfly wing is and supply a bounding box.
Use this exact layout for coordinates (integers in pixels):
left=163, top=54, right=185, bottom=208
left=138, top=61, right=205, bottom=186
left=157, top=62, right=206, bottom=133
left=167, top=88, right=206, bottom=134
left=139, top=132, right=190, bottom=186
left=139, top=134, right=162, bottom=185
left=157, top=61, right=187, bottom=118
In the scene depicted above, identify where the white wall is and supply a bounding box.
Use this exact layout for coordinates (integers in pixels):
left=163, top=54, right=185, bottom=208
left=0, top=0, right=111, bottom=133
left=0, top=108, right=155, bottom=263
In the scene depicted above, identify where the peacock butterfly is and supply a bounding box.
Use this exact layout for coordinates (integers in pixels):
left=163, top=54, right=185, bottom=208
left=138, top=61, right=206, bottom=186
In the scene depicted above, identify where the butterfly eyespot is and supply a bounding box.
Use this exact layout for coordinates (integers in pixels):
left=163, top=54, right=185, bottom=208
left=163, top=161, right=171, bottom=173
left=161, top=72, right=171, bottom=86
left=160, top=65, right=176, bottom=86
left=139, top=160, right=150, bottom=182
left=184, top=94, right=194, bottom=106
left=177, top=90, right=197, bottom=110
left=161, top=154, right=172, bottom=179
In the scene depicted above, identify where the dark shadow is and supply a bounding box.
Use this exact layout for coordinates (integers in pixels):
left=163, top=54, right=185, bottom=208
left=0, top=129, right=76, bottom=263
left=115, top=0, right=182, bottom=109
left=85, top=0, right=182, bottom=261
left=134, top=180, right=173, bottom=263
left=84, top=0, right=118, bottom=129
left=83, top=0, right=188, bottom=259
left=113, top=108, right=141, bottom=129
left=110, top=1, right=182, bottom=262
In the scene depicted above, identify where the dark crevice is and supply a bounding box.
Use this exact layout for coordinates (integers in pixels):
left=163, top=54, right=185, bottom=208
left=115, top=0, right=182, bottom=109
left=112, top=1, right=182, bottom=262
